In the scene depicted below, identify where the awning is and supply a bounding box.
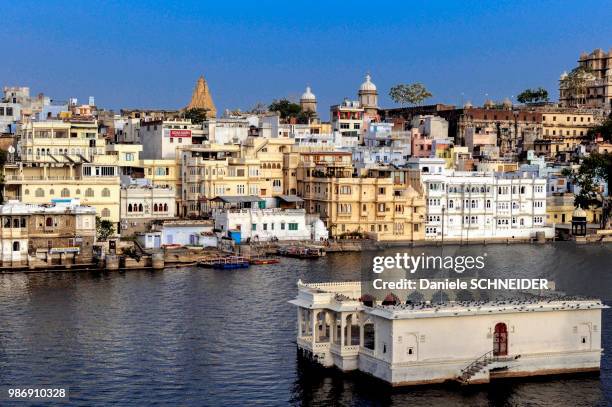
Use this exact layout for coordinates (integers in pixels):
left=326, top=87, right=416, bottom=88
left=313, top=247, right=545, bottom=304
left=276, top=195, right=304, bottom=203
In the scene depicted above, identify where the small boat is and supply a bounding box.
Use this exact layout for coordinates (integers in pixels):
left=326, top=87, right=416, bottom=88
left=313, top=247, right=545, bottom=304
left=249, top=256, right=280, bottom=265
left=277, top=246, right=325, bottom=259
left=198, top=256, right=250, bottom=269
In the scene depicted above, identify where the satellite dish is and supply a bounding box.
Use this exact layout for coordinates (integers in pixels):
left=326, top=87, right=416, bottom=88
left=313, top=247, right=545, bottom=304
left=8, top=145, right=15, bottom=154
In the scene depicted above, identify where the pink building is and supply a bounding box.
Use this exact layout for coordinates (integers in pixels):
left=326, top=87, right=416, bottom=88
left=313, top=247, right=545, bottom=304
left=410, top=128, right=432, bottom=157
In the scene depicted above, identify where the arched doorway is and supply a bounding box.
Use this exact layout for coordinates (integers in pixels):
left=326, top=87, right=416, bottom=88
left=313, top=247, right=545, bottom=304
left=493, top=323, right=508, bottom=356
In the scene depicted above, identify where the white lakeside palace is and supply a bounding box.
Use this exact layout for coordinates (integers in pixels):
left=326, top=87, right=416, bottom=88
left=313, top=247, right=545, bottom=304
left=289, top=281, right=606, bottom=386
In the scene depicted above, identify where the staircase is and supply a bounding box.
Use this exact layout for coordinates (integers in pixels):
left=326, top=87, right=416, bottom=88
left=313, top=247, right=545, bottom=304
left=457, top=351, right=518, bottom=385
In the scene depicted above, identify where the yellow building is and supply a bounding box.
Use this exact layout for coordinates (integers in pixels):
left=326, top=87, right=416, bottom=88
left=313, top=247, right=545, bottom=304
left=541, top=109, right=599, bottom=152
left=546, top=193, right=602, bottom=225
left=3, top=161, right=121, bottom=226
left=296, top=152, right=425, bottom=241
left=178, top=137, right=294, bottom=216
left=3, top=119, right=121, bottom=227
left=19, top=118, right=106, bottom=162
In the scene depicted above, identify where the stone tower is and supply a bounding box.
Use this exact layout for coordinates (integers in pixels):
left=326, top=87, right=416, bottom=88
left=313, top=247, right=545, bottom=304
left=300, top=86, right=317, bottom=114
left=186, top=75, right=217, bottom=118
left=358, top=73, right=378, bottom=116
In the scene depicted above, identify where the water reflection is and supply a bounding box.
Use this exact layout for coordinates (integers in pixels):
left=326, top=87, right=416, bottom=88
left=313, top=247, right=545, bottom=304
left=0, top=243, right=610, bottom=406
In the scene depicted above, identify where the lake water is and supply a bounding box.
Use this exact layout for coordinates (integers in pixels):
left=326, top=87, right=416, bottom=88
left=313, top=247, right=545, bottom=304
left=0, top=243, right=611, bottom=406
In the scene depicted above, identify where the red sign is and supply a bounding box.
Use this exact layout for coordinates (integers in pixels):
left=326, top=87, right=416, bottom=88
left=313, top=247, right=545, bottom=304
left=168, top=129, right=192, bottom=138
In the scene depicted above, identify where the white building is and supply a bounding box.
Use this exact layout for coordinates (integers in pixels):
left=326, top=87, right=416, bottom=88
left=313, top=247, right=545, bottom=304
left=291, top=281, right=606, bottom=386
left=120, top=184, right=176, bottom=234
left=0, top=103, right=20, bottom=133
left=408, top=158, right=553, bottom=241
left=212, top=208, right=328, bottom=242
left=139, top=119, right=194, bottom=159
left=411, top=115, right=449, bottom=140
left=330, top=99, right=364, bottom=139
left=138, top=220, right=216, bottom=248
left=203, top=117, right=250, bottom=145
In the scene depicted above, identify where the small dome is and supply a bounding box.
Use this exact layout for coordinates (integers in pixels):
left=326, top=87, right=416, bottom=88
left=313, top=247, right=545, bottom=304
left=359, top=74, right=377, bottom=92
left=573, top=206, right=587, bottom=218
left=463, top=100, right=473, bottom=109
left=560, top=71, right=568, bottom=80
left=483, top=99, right=495, bottom=108
left=502, top=97, right=512, bottom=108
left=300, top=86, right=316, bottom=101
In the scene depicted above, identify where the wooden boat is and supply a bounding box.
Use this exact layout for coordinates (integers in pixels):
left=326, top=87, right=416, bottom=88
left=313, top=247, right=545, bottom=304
left=277, top=246, right=324, bottom=259
left=249, top=256, right=280, bottom=265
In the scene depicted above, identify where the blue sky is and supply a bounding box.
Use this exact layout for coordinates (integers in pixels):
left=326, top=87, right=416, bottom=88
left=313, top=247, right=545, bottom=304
left=2, top=1, right=611, bottom=119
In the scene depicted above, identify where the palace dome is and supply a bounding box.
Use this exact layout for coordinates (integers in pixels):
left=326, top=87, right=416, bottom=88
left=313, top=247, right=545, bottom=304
left=359, top=74, right=377, bottom=92
left=502, top=97, right=512, bottom=108
left=573, top=206, right=587, bottom=218
left=300, top=86, right=316, bottom=101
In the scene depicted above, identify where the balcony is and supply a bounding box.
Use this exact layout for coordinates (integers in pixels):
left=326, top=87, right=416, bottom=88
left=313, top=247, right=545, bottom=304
left=330, top=343, right=360, bottom=357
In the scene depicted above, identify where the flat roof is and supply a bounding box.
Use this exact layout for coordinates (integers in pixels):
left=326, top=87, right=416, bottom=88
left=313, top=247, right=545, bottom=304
left=211, top=195, right=264, bottom=203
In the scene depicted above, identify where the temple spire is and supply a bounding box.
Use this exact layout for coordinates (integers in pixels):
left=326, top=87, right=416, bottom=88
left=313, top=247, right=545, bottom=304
left=186, top=75, right=216, bottom=118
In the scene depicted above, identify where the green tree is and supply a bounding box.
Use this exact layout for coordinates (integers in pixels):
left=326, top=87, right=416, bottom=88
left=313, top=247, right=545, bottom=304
left=563, top=152, right=612, bottom=228
left=96, top=216, right=115, bottom=241
left=389, top=83, right=432, bottom=106
left=183, top=108, right=208, bottom=124
left=587, top=116, right=612, bottom=142
left=268, top=99, right=302, bottom=119
left=516, top=87, right=549, bottom=104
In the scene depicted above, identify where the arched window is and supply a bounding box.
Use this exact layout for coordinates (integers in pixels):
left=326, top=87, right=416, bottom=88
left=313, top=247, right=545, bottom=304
left=12, top=241, right=20, bottom=251
left=49, top=189, right=55, bottom=195
left=13, top=218, right=19, bottom=228
left=128, top=204, right=132, bottom=212
left=153, top=203, right=158, bottom=212
left=101, top=208, right=110, bottom=217
left=76, top=189, right=81, bottom=195
left=85, top=188, right=94, bottom=197
left=20, top=218, right=26, bottom=228
left=61, top=188, right=70, bottom=197
left=138, top=203, right=143, bottom=212
left=24, top=189, right=30, bottom=195
left=163, top=203, right=168, bottom=212
left=364, top=323, right=375, bottom=350
left=448, top=200, right=454, bottom=209
left=35, top=188, right=45, bottom=197
left=102, top=188, right=110, bottom=197
left=46, top=217, right=53, bottom=227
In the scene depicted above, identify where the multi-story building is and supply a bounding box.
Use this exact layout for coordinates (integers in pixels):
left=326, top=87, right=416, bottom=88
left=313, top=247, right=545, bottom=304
left=0, top=199, right=96, bottom=267
left=408, top=158, right=552, bottom=241
left=331, top=99, right=364, bottom=139
left=296, top=152, right=426, bottom=241
left=4, top=118, right=121, bottom=227
left=202, top=117, right=249, bottom=145
left=139, top=119, right=194, bottom=159
left=538, top=108, right=600, bottom=156
left=19, top=118, right=105, bottom=162
left=179, top=137, right=293, bottom=216
left=559, top=48, right=612, bottom=110
left=120, top=184, right=176, bottom=235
